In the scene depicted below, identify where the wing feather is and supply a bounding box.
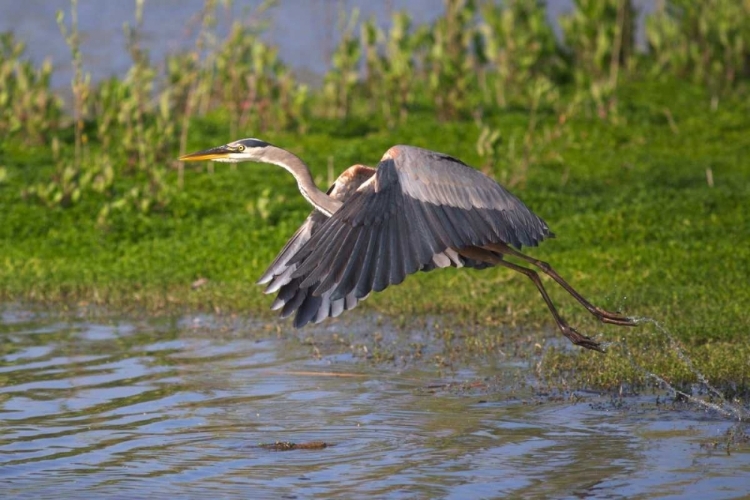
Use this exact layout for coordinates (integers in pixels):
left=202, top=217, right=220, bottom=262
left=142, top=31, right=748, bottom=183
left=352, top=224, right=381, bottom=298
left=280, top=284, right=308, bottom=319
left=335, top=223, right=375, bottom=300
left=259, top=166, right=377, bottom=327
left=371, top=216, right=393, bottom=293
left=310, top=224, right=360, bottom=294
left=294, top=291, right=322, bottom=327
left=258, top=212, right=322, bottom=289
left=296, top=221, right=350, bottom=288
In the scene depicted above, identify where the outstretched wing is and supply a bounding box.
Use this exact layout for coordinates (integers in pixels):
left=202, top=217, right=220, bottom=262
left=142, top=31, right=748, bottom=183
left=257, top=165, right=377, bottom=327
left=288, top=145, right=553, bottom=303
left=256, top=210, right=362, bottom=327
left=257, top=210, right=326, bottom=291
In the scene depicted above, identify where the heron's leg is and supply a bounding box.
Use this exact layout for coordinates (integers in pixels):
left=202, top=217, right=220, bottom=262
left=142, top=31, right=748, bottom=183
left=486, top=243, right=635, bottom=327
left=494, top=259, right=604, bottom=352
left=456, top=247, right=602, bottom=352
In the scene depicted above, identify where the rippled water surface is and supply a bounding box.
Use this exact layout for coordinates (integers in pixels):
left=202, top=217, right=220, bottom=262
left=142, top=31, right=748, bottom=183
left=1, top=308, right=748, bottom=499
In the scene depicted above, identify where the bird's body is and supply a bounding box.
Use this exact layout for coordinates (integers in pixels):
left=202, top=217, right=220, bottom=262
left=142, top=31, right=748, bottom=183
left=180, top=140, right=635, bottom=351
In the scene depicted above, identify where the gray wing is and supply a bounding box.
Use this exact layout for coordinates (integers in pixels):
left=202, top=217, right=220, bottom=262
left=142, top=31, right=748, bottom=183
left=257, top=210, right=364, bottom=327
left=257, top=210, right=326, bottom=289
left=288, top=145, right=552, bottom=303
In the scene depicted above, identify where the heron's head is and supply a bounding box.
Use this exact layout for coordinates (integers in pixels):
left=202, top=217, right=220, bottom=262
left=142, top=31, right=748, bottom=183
left=179, top=138, right=272, bottom=163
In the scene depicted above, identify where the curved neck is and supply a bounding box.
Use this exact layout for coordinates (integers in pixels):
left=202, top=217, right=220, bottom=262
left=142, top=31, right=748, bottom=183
left=262, top=146, right=342, bottom=216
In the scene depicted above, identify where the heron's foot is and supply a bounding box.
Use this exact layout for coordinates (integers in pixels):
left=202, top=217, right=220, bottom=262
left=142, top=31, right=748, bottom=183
left=592, top=307, right=637, bottom=327
left=561, top=324, right=605, bottom=353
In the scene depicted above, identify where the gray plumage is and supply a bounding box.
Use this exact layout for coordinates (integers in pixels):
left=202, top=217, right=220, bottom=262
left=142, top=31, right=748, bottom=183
left=287, top=146, right=551, bottom=306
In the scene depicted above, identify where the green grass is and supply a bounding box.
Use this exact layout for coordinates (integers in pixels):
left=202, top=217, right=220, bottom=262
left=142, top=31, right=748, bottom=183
left=1, top=80, right=749, bottom=394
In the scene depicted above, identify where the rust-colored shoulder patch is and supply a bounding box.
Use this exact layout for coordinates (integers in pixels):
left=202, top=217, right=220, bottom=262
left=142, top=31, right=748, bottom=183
left=332, top=164, right=377, bottom=200
left=381, top=146, right=401, bottom=161
left=339, top=164, right=375, bottom=184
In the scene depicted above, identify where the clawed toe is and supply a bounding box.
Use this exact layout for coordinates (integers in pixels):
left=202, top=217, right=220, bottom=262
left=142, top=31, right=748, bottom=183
left=600, top=316, right=637, bottom=327
left=561, top=325, right=604, bottom=353
left=594, top=308, right=637, bottom=327
left=577, top=338, right=605, bottom=353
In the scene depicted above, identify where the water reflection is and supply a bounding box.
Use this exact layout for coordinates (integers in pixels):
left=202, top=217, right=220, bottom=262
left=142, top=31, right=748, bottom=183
left=0, top=308, right=748, bottom=498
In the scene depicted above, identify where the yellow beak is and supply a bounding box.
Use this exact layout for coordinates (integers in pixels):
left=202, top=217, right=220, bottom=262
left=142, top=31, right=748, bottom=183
left=179, top=145, right=233, bottom=161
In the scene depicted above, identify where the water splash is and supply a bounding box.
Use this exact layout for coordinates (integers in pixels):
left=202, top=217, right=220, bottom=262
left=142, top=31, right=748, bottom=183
left=619, top=316, right=747, bottom=421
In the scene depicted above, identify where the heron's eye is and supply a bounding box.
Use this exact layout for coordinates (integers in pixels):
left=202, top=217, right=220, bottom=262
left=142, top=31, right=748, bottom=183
left=237, top=144, right=245, bottom=152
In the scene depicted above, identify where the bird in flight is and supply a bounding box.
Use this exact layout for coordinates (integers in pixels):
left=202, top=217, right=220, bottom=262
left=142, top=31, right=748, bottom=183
left=180, top=139, right=635, bottom=352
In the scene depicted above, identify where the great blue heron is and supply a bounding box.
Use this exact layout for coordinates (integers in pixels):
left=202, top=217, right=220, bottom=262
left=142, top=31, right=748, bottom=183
left=180, top=139, right=635, bottom=352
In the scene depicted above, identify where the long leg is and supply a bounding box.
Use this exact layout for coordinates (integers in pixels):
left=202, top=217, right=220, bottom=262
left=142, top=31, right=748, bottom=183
left=457, top=247, right=603, bottom=352
left=494, top=259, right=603, bottom=352
left=486, top=243, right=635, bottom=327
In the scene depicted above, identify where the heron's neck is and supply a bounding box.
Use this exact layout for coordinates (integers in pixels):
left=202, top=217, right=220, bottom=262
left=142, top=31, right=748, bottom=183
left=263, top=146, right=342, bottom=216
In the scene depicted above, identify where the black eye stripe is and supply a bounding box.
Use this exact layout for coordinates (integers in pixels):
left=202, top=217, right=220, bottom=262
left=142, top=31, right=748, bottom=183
left=241, top=139, right=269, bottom=149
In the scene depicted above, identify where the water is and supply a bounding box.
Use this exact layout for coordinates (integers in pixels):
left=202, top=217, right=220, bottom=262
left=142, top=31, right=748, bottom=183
left=1, top=308, right=748, bottom=499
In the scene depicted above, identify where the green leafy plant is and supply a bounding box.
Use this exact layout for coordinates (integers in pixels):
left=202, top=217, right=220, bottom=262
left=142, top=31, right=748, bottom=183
left=476, top=124, right=502, bottom=175
left=424, top=0, right=482, bottom=120
left=646, top=0, right=750, bottom=108
left=361, top=11, right=424, bottom=127
left=479, top=0, right=565, bottom=109
left=560, top=0, right=635, bottom=119
left=24, top=0, right=99, bottom=208
left=0, top=33, right=62, bottom=144
left=323, top=8, right=362, bottom=119
left=11, top=0, right=750, bottom=232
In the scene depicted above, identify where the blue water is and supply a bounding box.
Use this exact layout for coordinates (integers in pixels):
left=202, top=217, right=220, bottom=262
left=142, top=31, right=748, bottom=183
left=1, top=308, right=748, bottom=499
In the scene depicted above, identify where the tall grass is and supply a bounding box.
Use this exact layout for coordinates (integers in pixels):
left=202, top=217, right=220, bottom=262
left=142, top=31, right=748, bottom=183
left=0, top=33, right=61, bottom=144
left=646, top=0, right=750, bottom=109
left=323, top=8, right=362, bottom=120
left=361, top=11, right=425, bottom=127
left=560, top=0, right=635, bottom=119
left=479, top=0, right=565, bottom=109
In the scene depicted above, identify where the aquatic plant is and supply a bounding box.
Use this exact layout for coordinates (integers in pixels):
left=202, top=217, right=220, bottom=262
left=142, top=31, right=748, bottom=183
left=361, top=11, right=424, bottom=127
left=322, top=8, right=362, bottom=120
left=424, top=0, right=482, bottom=120
left=23, top=1, right=96, bottom=208
left=0, top=33, right=62, bottom=145
left=478, top=0, right=565, bottom=109
left=560, top=0, right=635, bottom=120
left=214, top=0, right=305, bottom=136
left=646, top=0, right=750, bottom=108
